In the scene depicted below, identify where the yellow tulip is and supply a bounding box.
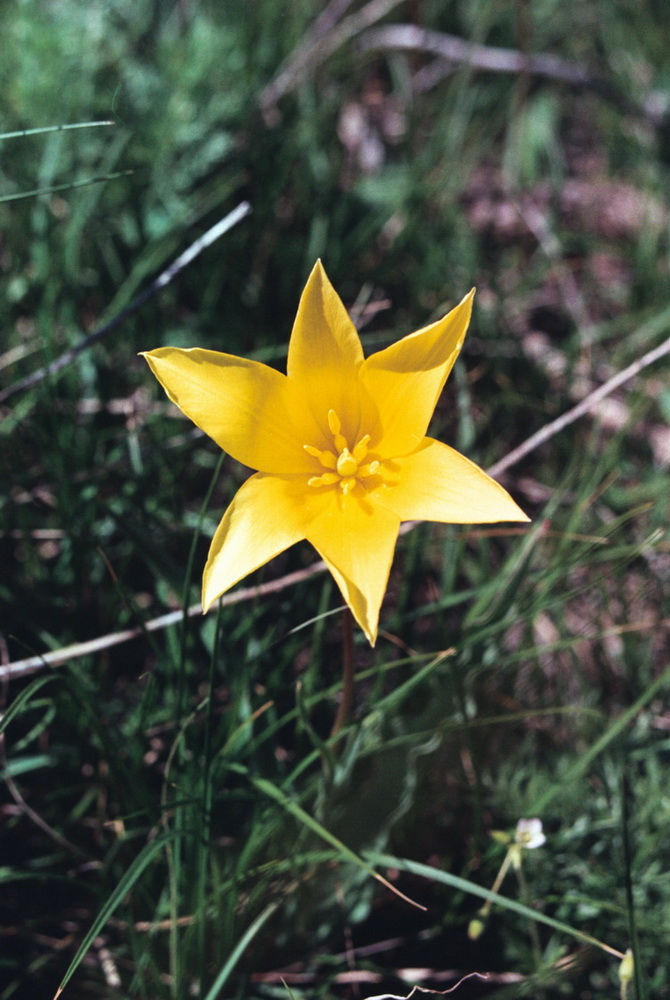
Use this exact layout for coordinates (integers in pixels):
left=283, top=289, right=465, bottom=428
left=142, top=261, right=528, bottom=644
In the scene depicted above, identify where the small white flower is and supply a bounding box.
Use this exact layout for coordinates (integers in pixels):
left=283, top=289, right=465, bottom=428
left=514, top=818, right=546, bottom=850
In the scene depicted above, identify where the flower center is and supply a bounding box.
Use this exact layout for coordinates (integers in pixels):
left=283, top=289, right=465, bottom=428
left=304, top=409, right=380, bottom=495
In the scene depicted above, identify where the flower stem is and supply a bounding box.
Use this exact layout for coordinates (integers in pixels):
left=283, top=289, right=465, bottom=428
left=479, top=846, right=515, bottom=920
left=331, top=607, right=354, bottom=737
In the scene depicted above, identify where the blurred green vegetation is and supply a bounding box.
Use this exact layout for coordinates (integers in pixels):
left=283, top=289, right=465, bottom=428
left=1, top=1, right=669, bottom=998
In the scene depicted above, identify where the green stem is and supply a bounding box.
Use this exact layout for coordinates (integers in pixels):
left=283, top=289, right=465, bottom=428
left=478, top=846, right=515, bottom=919
left=331, top=607, right=354, bottom=737
left=516, top=859, right=544, bottom=971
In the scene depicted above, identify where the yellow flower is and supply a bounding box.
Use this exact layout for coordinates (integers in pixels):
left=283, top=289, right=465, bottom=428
left=142, top=261, right=528, bottom=644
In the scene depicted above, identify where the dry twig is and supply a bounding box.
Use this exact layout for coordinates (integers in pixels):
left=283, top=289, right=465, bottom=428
left=487, top=332, right=670, bottom=479
left=357, top=25, right=592, bottom=85
left=358, top=24, right=669, bottom=122
left=259, top=0, right=404, bottom=119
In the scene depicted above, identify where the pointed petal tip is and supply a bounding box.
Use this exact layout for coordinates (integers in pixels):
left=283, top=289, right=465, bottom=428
left=497, top=493, right=531, bottom=523
left=308, top=258, right=336, bottom=292
left=202, top=580, right=223, bottom=614
left=350, top=608, right=377, bottom=647
left=202, top=564, right=226, bottom=613
left=458, top=286, right=476, bottom=313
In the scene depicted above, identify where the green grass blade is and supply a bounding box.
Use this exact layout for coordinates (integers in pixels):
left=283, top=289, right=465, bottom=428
left=53, top=833, right=178, bottom=999
left=201, top=901, right=279, bottom=1000
left=0, top=169, right=133, bottom=204
left=366, top=851, right=626, bottom=960
left=0, top=121, right=114, bottom=141
left=0, top=675, right=57, bottom=735
left=241, top=770, right=425, bottom=910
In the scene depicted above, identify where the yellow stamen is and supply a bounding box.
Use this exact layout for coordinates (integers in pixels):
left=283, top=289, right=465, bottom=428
left=352, top=434, right=370, bottom=463
left=327, top=409, right=341, bottom=435
left=327, top=409, right=347, bottom=452
left=308, top=472, right=340, bottom=488
left=305, top=410, right=381, bottom=493
left=304, top=444, right=337, bottom=468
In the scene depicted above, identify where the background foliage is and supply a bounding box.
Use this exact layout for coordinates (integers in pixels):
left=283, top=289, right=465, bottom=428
left=1, top=1, right=669, bottom=998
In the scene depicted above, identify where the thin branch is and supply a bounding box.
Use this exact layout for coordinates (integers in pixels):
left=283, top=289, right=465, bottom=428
left=299, top=0, right=360, bottom=40
left=0, top=201, right=251, bottom=405
left=358, top=24, right=670, bottom=123
left=357, top=24, right=592, bottom=86
left=487, top=332, right=670, bottom=479
left=3, top=323, right=668, bottom=681
left=1, top=563, right=325, bottom=680
left=0, top=733, right=86, bottom=857
left=259, top=0, right=405, bottom=118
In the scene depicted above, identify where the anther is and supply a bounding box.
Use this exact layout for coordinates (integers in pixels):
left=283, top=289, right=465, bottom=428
left=327, top=410, right=340, bottom=435
left=352, top=434, right=370, bottom=463
left=327, top=409, right=347, bottom=452
left=304, top=444, right=337, bottom=469
left=308, top=473, right=340, bottom=488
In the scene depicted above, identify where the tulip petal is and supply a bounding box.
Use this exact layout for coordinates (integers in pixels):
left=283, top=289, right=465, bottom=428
left=202, top=473, right=310, bottom=610
left=360, top=290, right=474, bottom=457
left=370, top=438, right=530, bottom=524
left=142, top=348, right=318, bottom=474
left=287, top=260, right=365, bottom=443
left=305, top=490, right=400, bottom=645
